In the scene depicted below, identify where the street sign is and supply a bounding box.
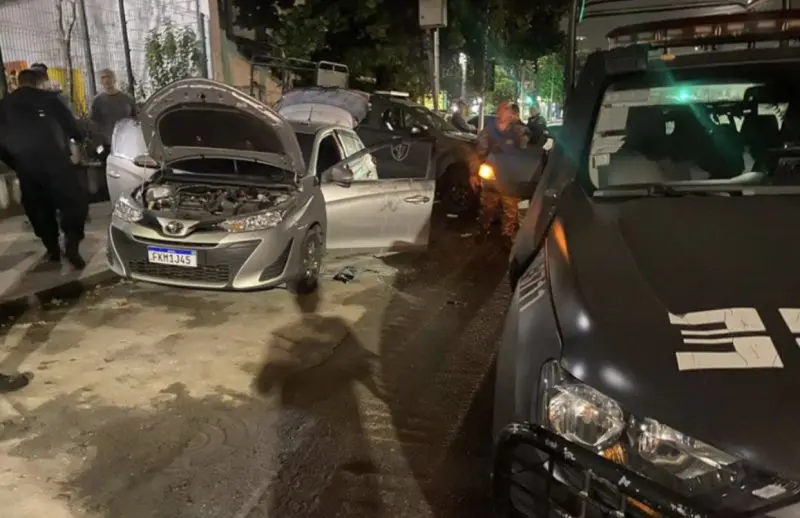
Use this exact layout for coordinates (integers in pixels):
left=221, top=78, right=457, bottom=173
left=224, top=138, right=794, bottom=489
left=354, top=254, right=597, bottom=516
left=419, top=0, right=447, bottom=29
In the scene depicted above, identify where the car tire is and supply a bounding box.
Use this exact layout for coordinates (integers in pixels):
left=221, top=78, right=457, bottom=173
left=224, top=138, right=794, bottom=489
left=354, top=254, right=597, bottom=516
left=440, top=163, right=478, bottom=215
left=288, top=225, right=324, bottom=295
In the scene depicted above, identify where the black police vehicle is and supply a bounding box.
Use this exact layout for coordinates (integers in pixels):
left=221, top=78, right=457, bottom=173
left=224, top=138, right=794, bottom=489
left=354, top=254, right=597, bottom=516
left=494, top=8, right=800, bottom=518
left=276, top=88, right=479, bottom=214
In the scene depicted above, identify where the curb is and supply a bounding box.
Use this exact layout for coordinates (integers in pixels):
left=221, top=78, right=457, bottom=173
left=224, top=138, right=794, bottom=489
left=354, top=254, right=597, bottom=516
left=0, top=269, right=120, bottom=322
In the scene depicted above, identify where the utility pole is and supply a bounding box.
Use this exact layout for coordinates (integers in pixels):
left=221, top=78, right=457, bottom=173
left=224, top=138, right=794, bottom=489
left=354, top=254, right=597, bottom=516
left=118, top=0, right=136, bottom=97
left=419, top=0, right=447, bottom=110
left=77, top=0, right=96, bottom=98
left=0, top=39, right=7, bottom=99
left=195, top=0, right=209, bottom=78
left=478, top=0, right=491, bottom=130
left=432, top=28, right=441, bottom=111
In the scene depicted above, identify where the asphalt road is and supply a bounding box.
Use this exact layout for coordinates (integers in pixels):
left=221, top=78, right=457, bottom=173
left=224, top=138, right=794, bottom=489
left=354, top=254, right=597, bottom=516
left=0, top=210, right=510, bottom=518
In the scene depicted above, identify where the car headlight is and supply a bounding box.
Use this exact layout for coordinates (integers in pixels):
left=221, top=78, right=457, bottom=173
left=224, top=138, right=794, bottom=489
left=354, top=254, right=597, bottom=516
left=112, top=194, right=143, bottom=223
left=540, top=361, right=740, bottom=494
left=218, top=210, right=284, bottom=233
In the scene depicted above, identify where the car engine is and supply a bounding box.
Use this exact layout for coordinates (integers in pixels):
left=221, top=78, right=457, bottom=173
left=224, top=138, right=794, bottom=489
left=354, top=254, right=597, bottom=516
left=141, top=183, right=291, bottom=218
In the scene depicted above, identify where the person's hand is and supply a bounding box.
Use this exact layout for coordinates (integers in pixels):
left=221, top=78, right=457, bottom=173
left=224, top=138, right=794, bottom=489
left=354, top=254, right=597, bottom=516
left=469, top=174, right=481, bottom=191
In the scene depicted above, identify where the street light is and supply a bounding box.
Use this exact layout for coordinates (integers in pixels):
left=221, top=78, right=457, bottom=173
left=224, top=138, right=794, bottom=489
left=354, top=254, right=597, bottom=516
left=458, top=52, right=467, bottom=101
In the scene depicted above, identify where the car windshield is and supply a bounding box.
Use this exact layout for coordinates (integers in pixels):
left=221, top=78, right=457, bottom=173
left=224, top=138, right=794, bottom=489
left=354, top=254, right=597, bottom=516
left=588, top=79, right=800, bottom=194
left=410, top=106, right=458, bottom=132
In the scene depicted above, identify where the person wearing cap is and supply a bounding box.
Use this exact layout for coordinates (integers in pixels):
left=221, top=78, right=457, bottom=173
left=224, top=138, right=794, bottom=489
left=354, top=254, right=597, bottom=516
left=0, top=68, right=88, bottom=269
left=472, top=99, right=528, bottom=241
left=451, top=99, right=476, bottom=133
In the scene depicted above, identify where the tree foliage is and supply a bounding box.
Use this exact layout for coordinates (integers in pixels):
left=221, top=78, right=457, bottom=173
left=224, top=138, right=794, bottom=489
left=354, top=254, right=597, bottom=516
left=145, top=21, right=203, bottom=94
left=230, top=0, right=567, bottom=97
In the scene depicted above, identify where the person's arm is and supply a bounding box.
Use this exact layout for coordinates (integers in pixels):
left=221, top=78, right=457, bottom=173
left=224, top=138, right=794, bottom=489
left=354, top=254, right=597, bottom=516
left=90, top=95, right=102, bottom=125
left=49, top=95, right=83, bottom=141
left=513, top=124, right=529, bottom=149
left=127, top=93, right=138, bottom=118
left=475, top=127, right=491, bottom=156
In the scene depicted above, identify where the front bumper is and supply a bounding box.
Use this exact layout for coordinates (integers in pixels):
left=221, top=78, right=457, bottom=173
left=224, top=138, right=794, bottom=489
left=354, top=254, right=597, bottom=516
left=106, top=220, right=303, bottom=290
left=492, top=424, right=800, bottom=518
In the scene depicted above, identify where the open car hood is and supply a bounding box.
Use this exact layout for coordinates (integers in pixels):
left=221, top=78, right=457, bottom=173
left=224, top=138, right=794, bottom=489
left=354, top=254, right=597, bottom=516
left=139, top=79, right=306, bottom=179
left=275, top=88, right=371, bottom=126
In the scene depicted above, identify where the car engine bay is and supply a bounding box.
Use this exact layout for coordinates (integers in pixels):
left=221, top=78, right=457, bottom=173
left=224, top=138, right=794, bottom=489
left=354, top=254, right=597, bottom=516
left=141, top=182, right=292, bottom=218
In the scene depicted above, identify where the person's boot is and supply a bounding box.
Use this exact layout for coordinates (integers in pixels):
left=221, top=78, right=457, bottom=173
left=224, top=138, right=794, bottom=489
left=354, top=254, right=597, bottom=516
left=0, top=372, right=30, bottom=393
left=64, top=240, right=86, bottom=270
left=42, top=240, right=61, bottom=262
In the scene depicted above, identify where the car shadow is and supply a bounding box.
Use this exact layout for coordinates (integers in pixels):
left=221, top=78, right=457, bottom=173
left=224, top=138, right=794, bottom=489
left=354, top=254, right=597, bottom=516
left=254, top=290, right=387, bottom=517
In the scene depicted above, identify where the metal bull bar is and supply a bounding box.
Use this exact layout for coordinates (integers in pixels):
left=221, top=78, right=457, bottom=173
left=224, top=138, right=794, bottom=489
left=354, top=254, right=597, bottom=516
left=492, top=423, right=708, bottom=518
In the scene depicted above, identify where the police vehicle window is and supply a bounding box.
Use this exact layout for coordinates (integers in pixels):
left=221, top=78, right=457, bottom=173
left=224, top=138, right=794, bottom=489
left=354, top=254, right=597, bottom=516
left=157, top=105, right=284, bottom=154
left=317, top=134, right=343, bottom=174
left=111, top=119, right=147, bottom=160
left=588, top=82, right=792, bottom=190
left=380, top=108, right=402, bottom=131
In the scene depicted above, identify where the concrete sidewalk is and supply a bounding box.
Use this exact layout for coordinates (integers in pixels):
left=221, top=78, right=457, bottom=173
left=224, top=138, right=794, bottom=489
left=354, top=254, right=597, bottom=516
left=0, top=203, right=114, bottom=311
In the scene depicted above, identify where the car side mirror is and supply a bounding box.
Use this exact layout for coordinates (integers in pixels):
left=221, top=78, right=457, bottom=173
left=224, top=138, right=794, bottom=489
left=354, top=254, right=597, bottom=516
left=133, top=154, right=159, bottom=168
left=409, top=125, right=427, bottom=136
left=325, top=165, right=354, bottom=187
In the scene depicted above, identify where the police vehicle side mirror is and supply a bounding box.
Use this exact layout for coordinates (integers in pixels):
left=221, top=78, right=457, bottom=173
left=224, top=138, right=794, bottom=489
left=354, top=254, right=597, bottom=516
left=133, top=154, right=159, bottom=168
left=324, top=165, right=353, bottom=187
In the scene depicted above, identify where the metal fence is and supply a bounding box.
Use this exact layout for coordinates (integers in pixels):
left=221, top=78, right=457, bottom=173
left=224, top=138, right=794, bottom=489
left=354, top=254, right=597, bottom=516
left=0, top=0, right=209, bottom=111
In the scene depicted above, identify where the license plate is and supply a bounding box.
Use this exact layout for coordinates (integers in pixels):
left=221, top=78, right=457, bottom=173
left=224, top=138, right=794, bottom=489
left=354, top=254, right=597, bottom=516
left=146, top=246, right=197, bottom=268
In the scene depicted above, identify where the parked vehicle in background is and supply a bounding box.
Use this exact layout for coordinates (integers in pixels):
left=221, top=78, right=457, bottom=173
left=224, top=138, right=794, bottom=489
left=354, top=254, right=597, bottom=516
left=276, top=88, right=480, bottom=215
left=105, top=79, right=434, bottom=294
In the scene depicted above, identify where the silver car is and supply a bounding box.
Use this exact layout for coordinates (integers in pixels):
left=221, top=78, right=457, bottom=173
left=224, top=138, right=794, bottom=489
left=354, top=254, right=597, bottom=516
left=106, top=79, right=435, bottom=293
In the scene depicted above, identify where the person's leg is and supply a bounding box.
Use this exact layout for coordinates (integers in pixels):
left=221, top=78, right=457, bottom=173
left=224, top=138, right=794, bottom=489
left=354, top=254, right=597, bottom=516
left=17, top=174, right=60, bottom=260
left=500, top=195, right=520, bottom=240
left=51, top=168, right=89, bottom=269
left=0, top=372, right=30, bottom=393
left=478, top=188, right=500, bottom=233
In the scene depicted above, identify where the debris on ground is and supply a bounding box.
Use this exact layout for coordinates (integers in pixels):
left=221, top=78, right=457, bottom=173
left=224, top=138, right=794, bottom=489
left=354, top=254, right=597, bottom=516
left=333, top=266, right=356, bottom=283
left=460, top=233, right=473, bottom=238
left=446, top=213, right=458, bottom=218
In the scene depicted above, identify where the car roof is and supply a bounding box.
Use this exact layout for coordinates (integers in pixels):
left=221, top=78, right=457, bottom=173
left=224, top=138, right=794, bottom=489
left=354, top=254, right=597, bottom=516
left=288, top=120, right=349, bottom=135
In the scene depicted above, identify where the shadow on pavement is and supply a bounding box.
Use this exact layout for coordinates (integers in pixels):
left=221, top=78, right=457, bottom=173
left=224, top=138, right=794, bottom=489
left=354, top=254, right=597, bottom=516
left=254, top=290, right=387, bottom=517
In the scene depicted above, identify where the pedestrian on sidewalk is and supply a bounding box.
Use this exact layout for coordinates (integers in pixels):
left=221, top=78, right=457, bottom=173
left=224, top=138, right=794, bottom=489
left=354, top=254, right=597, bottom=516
left=0, top=69, right=89, bottom=269
left=0, top=372, right=30, bottom=393
left=91, top=69, right=136, bottom=163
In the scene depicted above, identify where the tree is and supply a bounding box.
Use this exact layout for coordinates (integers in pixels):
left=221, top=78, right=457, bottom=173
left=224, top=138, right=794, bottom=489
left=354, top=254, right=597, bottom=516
left=145, top=21, right=203, bottom=94
left=55, top=0, right=78, bottom=109
left=534, top=51, right=565, bottom=106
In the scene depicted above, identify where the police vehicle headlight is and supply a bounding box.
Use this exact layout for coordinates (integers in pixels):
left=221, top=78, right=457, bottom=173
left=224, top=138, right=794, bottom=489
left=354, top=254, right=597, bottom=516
left=112, top=195, right=143, bottom=223
left=541, top=361, right=739, bottom=491
left=218, top=209, right=284, bottom=233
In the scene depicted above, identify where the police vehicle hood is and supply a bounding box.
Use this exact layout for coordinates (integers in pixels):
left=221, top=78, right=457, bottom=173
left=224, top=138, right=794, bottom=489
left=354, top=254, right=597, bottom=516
left=551, top=185, right=800, bottom=480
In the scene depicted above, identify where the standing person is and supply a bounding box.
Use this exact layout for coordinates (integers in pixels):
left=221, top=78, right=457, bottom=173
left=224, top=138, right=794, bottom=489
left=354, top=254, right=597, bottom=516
left=526, top=104, right=548, bottom=145
left=90, top=69, right=136, bottom=162
left=0, top=372, right=30, bottom=393
left=29, top=63, right=73, bottom=112
left=472, top=100, right=528, bottom=241
left=451, top=100, right=476, bottom=133
left=0, top=69, right=88, bottom=268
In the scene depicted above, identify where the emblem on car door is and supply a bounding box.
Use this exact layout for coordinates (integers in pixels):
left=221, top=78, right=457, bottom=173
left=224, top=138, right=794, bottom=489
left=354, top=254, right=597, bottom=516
left=164, top=221, right=184, bottom=235
left=391, top=142, right=410, bottom=162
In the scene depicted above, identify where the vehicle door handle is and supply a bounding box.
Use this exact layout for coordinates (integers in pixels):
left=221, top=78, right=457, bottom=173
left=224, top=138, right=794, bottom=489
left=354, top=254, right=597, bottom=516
left=404, top=195, right=430, bottom=204
left=108, top=171, right=121, bottom=178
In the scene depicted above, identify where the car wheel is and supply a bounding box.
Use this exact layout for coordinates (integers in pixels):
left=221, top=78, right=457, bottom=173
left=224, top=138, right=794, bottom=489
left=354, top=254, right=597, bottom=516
left=288, top=225, right=324, bottom=295
left=441, top=163, right=478, bottom=215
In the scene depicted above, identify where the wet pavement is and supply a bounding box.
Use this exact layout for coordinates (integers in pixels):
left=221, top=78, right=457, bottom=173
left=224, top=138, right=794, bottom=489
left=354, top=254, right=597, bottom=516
left=0, top=212, right=510, bottom=518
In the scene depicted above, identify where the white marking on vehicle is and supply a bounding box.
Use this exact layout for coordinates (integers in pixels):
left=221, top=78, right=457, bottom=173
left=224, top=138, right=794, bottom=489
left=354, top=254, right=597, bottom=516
left=517, top=258, right=546, bottom=313
left=669, top=308, right=783, bottom=371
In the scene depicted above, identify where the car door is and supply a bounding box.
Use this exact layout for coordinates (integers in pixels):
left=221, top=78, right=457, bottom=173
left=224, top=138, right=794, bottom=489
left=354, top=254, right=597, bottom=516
left=335, top=128, right=378, bottom=180
left=106, top=119, right=155, bottom=203
left=320, top=137, right=435, bottom=253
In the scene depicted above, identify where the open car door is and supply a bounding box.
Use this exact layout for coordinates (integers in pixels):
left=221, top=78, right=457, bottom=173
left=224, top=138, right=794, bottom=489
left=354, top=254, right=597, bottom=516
left=106, top=118, right=155, bottom=204
left=319, top=138, right=435, bottom=253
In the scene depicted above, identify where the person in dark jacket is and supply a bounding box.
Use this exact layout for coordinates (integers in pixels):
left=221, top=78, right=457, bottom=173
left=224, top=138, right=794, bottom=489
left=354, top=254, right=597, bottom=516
left=91, top=69, right=136, bottom=161
left=0, top=69, right=88, bottom=269
left=526, top=105, right=548, bottom=145
left=0, top=372, right=30, bottom=393
left=451, top=100, right=476, bottom=133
